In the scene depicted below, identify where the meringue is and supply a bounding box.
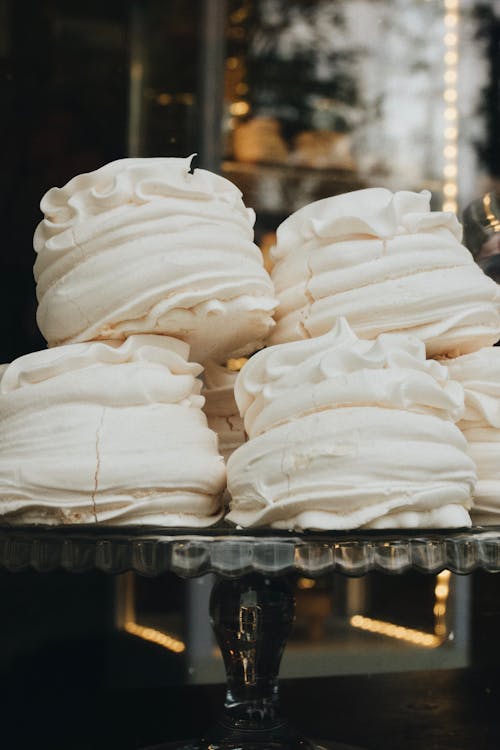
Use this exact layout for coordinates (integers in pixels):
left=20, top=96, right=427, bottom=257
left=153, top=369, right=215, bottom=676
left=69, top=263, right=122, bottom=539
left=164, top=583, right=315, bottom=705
left=0, top=335, right=225, bottom=525
left=269, top=188, right=500, bottom=356
left=227, top=319, right=475, bottom=530
left=34, top=156, right=276, bottom=363
left=203, top=360, right=246, bottom=462
left=444, top=347, right=500, bottom=524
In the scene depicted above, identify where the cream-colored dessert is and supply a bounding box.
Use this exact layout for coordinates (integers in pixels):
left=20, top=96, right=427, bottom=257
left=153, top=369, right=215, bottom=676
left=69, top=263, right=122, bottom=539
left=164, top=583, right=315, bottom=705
left=34, top=156, right=277, bottom=363
left=0, top=335, right=225, bottom=525
left=227, top=319, right=476, bottom=530
left=444, top=347, right=500, bottom=524
left=203, top=360, right=246, bottom=462
left=289, top=130, right=356, bottom=170
left=233, top=117, right=288, bottom=165
left=269, top=188, right=500, bottom=356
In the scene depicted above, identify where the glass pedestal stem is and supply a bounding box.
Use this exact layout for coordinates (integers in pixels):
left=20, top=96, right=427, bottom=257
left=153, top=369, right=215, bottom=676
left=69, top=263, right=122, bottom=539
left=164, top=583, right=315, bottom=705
left=200, top=574, right=363, bottom=750
left=209, top=574, right=294, bottom=735
left=147, top=574, right=364, bottom=750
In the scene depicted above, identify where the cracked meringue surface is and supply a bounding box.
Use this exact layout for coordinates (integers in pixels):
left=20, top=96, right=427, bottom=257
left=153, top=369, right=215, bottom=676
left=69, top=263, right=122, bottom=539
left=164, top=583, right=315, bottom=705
left=0, top=335, right=225, bottom=525
left=227, top=319, right=476, bottom=530
left=34, top=156, right=276, bottom=363
left=269, top=188, right=500, bottom=356
left=444, top=347, right=500, bottom=524
left=202, top=360, right=246, bottom=462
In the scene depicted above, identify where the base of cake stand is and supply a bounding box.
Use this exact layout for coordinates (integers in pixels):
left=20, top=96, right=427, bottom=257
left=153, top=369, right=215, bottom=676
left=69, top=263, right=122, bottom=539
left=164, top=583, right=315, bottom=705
left=145, top=574, right=365, bottom=750
left=146, top=738, right=362, bottom=750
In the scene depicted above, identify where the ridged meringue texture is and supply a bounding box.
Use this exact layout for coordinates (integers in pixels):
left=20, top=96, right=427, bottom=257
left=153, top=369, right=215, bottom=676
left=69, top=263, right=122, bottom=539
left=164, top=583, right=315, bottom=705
left=34, top=156, right=277, bottom=363
left=203, top=361, right=246, bottom=462
left=444, top=348, right=500, bottom=524
left=269, top=188, right=500, bottom=356
left=227, top=318, right=475, bottom=530
left=0, top=335, right=226, bottom=526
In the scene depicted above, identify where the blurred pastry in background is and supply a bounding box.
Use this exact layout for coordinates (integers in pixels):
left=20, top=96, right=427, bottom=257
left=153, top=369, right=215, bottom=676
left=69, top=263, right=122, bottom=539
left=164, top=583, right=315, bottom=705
left=233, top=117, right=289, bottom=164
left=289, top=130, right=356, bottom=171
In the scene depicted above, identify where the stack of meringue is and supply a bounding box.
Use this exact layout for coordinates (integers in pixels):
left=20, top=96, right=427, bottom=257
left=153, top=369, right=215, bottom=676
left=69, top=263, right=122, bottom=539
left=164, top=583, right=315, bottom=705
left=269, top=188, right=500, bottom=357
left=444, top=348, right=500, bottom=524
left=3, top=170, right=500, bottom=530
left=34, top=156, right=276, bottom=363
left=202, top=361, right=246, bottom=462
left=227, top=319, right=476, bottom=531
left=0, top=156, right=277, bottom=526
left=228, top=188, right=500, bottom=529
left=0, top=336, right=225, bottom=526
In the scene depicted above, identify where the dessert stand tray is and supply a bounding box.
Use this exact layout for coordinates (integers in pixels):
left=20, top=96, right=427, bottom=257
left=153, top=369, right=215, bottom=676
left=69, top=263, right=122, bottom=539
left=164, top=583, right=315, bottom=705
left=3, top=524, right=499, bottom=750
left=0, top=524, right=499, bottom=577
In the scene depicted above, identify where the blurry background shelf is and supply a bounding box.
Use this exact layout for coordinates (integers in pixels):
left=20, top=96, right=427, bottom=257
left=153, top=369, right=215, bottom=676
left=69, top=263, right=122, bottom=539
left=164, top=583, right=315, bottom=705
left=221, top=159, right=366, bottom=218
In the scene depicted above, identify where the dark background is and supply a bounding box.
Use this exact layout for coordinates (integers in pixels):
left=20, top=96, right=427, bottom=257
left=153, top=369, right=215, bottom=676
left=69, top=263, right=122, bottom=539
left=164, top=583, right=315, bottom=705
left=0, top=0, right=201, bottom=363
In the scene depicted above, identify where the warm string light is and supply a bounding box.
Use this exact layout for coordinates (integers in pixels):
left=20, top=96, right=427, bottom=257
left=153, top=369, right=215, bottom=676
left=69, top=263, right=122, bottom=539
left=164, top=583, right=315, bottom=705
left=442, top=0, right=460, bottom=212
left=351, top=569, right=452, bottom=648
left=230, top=101, right=250, bottom=116
left=124, top=621, right=186, bottom=653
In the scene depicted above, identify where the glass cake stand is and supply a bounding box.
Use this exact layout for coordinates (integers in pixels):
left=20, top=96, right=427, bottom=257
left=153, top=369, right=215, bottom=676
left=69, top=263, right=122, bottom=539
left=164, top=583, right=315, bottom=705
left=1, top=524, right=500, bottom=750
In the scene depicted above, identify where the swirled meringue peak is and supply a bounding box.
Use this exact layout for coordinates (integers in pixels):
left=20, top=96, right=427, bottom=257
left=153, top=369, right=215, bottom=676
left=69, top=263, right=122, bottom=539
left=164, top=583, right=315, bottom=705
left=0, top=335, right=226, bottom=526
left=269, top=188, right=500, bottom=356
left=227, top=318, right=475, bottom=530
left=444, top=347, right=500, bottom=523
left=202, top=360, right=246, bottom=462
left=34, top=156, right=277, bottom=362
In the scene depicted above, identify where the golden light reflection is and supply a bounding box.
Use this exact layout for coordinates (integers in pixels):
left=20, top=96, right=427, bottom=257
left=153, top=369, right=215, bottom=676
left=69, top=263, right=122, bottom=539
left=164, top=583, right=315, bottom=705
left=227, top=357, right=248, bottom=372
left=351, top=569, right=452, bottom=649
left=482, top=193, right=500, bottom=232
left=442, top=0, right=460, bottom=213
left=433, top=570, right=451, bottom=637
left=297, top=577, right=317, bottom=590
left=124, top=621, right=186, bottom=653
left=157, top=93, right=172, bottom=106
left=350, top=615, right=441, bottom=648
left=230, top=100, right=250, bottom=116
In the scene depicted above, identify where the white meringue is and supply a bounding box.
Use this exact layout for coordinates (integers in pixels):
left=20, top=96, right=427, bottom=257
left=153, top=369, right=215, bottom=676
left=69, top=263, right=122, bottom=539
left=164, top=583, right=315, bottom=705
left=34, top=156, right=277, bottom=363
left=227, top=319, right=475, bottom=530
left=203, top=360, right=246, bottom=462
left=269, top=188, right=500, bottom=356
left=0, top=335, right=226, bottom=526
left=444, top=347, right=500, bottom=524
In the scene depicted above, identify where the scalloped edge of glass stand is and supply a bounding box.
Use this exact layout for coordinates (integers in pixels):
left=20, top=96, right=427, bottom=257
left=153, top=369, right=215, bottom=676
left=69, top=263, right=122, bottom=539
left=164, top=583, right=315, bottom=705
left=0, top=525, right=500, bottom=577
